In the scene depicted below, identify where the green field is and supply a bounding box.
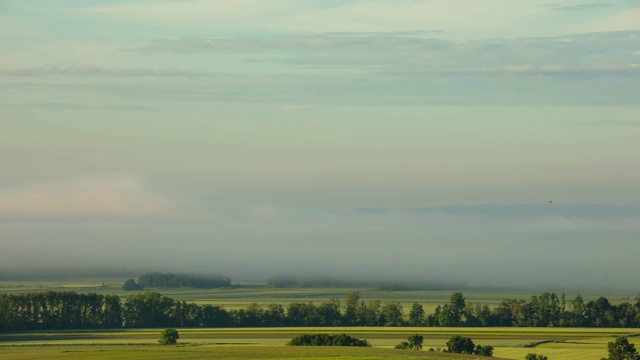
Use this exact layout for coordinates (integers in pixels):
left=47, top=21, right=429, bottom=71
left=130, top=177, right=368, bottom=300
left=0, top=279, right=634, bottom=313
left=1, top=327, right=638, bottom=360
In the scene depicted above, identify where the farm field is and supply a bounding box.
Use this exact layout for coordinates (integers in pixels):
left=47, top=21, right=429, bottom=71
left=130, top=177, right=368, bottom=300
left=2, top=280, right=639, bottom=359
left=0, top=279, right=635, bottom=312
left=1, top=327, right=638, bottom=360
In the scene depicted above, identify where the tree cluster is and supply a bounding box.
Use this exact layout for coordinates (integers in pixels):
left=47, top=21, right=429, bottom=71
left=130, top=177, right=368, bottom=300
left=287, top=334, right=370, bottom=347
left=446, top=335, right=494, bottom=356
left=137, top=272, right=231, bottom=289
left=395, top=334, right=424, bottom=350
left=123, top=279, right=143, bottom=291
left=603, top=336, right=639, bottom=360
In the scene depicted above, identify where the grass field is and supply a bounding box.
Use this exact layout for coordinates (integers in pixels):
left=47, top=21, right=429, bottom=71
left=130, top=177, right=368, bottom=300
left=0, top=279, right=635, bottom=313
left=0, top=344, right=512, bottom=360
left=1, top=327, right=637, bottom=360
left=1, top=280, right=638, bottom=359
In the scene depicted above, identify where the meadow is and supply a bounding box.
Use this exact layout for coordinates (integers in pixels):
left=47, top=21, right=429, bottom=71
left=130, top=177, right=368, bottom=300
left=0, top=278, right=634, bottom=313
left=0, top=279, right=638, bottom=359
left=1, top=327, right=638, bottom=360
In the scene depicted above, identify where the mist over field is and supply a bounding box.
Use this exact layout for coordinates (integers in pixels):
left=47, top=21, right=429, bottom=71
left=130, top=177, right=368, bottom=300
left=1, top=1, right=640, bottom=293
left=2, top=203, right=639, bottom=291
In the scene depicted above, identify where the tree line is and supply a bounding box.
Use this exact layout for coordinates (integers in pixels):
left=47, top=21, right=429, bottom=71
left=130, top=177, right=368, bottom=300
left=421, top=292, right=640, bottom=328
left=1, top=291, right=639, bottom=332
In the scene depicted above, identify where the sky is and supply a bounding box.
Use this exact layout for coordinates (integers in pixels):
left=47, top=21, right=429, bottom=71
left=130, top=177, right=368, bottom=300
left=1, top=1, right=639, bottom=290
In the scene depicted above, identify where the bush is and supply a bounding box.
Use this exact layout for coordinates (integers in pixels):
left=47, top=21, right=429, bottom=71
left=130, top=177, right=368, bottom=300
left=158, top=328, right=179, bottom=345
left=475, top=345, right=494, bottom=356
left=288, top=334, right=369, bottom=347
left=525, top=354, right=549, bottom=360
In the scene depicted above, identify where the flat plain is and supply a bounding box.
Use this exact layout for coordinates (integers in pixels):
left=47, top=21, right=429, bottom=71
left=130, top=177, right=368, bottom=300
left=1, top=279, right=638, bottom=359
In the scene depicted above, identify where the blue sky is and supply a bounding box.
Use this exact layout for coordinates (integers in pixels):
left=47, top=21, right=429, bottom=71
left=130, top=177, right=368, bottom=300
left=1, top=1, right=639, bottom=287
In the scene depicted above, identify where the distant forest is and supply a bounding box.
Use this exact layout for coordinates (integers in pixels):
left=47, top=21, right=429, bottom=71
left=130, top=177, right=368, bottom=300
left=1, top=291, right=640, bottom=332
left=134, top=272, right=231, bottom=289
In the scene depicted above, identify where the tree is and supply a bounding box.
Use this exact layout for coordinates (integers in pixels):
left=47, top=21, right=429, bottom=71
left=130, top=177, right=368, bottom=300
left=525, top=354, right=549, bottom=360
left=158, top=328, right=179, bottom=345
left=604, top=336, right=640, bottom=360
left=447, top=335, right=475, bottom=354
left=437, top=304, right=457, bottom=327
left=407, top=334, right=424, bottom=350
left=409, top=303, right=425, bottom=326
left=343, top=293, right=360, bottom=325
left=450, top=292, right=466, bottom=325
left=380, top=302, right=404, bottom=326
left=123, top=279, right=142, bottom=291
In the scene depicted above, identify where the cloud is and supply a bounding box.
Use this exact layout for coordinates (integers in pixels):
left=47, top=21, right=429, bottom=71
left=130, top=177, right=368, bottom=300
left=548, top=3, right=612, bottom=11
left=581, top=119, right=640, bottom=128
left=0, top=174, right=170, bottom=218
left=283, top=105, right=308, bottom=112
left=593, top=7, right=640, bottom=32
left=464, top=64, right=640, bottom=78
left=2, top=31, right=639, bottom=106
left=3, top=101, right=152, bottom=111
left=331, top=204, right=640, bottom=231
left=0, top=65, right=208, bottom=78
left=130, top=37, right=218, bottom=53
left=129, top=31, right=448, bottom=54
left=75, top=0, right=594, bottom=39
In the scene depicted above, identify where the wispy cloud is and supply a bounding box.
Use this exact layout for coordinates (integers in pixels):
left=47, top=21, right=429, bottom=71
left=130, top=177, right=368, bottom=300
left=4, top=101, right=152, bottom=111
left=76, top=0, right=626, bottom=39
left=282, top=104, right=308, bottom=112
left=0, top=174, right=169, bottom=218
left=548, top=3, right=612, bottom=11
left=593, top=7, right=640, bottom=32
left=0, top=65, right=208, bottom=78
left=2, top=32, right=638, bottom=106
left=462, top=64, right=640, bottom=78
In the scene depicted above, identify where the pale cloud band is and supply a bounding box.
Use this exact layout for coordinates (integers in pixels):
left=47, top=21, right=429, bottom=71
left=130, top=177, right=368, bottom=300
left=0, top=174, right=169, bottom=218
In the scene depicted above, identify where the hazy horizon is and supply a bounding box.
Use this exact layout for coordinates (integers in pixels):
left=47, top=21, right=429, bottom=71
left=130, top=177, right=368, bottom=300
left=1, top=1, right=639, bottom=292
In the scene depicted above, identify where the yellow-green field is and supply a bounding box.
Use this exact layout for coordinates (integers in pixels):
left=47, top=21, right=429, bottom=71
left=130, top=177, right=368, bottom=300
left=1, top=327, right=637, bottom=360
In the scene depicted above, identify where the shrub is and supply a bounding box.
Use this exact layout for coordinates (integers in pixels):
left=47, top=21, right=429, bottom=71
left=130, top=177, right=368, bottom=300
left=288, top=334, right=369, bottom=347
left=158, top=328, right=179, bottom=345
left=525, top=354, right=549, bottom=360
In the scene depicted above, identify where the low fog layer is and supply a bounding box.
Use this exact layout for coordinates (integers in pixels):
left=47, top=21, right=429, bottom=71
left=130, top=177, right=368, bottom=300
left=2, top=204, right=638, bottom=292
